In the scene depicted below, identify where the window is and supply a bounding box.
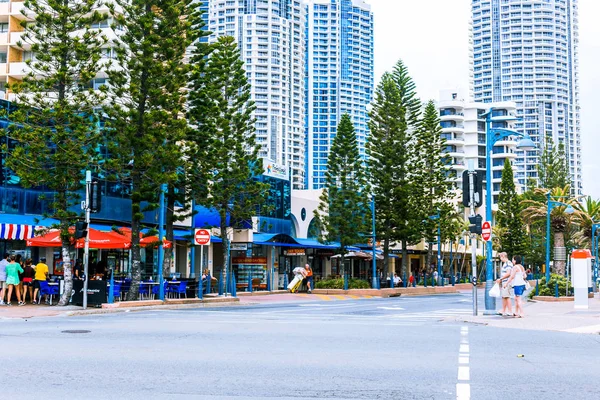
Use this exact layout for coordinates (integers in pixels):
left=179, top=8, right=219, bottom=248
left=0, top=23, right=8, bottom=33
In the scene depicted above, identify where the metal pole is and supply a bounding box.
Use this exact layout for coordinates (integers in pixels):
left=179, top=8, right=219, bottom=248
left=484, top=113, right=495, bottom=313
left=371, top=198, right=377, bottom=289
left=199, top=245, right=204, bottom=298
left=545, top=192, right=552, bottom=283
left=190, top=199, right=196, bottom=280
left=468, top=161, right=478, bottom=316
left=437, top=215, right=441, bottom=286
left=157, top=183, right=166, bottom=300
left=271, top=246, right=275, bottom=292
left=82, top=171, right=91, bottom=310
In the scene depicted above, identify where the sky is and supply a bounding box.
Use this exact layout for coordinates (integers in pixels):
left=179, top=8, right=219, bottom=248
left=369, top=0, right=600, bottom=198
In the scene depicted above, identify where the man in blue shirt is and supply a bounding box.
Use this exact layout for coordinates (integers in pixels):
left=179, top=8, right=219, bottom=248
left=0, top=253, right=10, bottom=305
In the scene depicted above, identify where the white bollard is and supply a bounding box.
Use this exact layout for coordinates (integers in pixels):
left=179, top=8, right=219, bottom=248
left=571, top=249, right=592, bottom=310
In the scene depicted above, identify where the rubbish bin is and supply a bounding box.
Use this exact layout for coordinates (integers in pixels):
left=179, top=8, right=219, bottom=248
left=571, top=249, right=592, bottom=310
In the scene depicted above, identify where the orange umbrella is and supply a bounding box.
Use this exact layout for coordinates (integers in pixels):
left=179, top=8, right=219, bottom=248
left=27, top=227, right=131, bottom=249
left=109, top=227, right=171, bottom=248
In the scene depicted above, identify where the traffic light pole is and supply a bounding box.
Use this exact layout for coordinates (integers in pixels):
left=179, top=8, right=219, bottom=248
left=83, top=171, right=91, bottom=310
left=468, top=166, right=478, bottom=316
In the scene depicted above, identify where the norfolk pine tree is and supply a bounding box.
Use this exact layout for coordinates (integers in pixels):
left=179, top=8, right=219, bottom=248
left=106, top=0, right=198, bottom=298
left=315, top=114, right=368, bottom=278
left=368, top=60, right=423, bottom=279
left=6, top=0, right=107, bottom=306
left=187, top=36, right=269, bottom=287
left=537, top=137, right=570, bottom=190
left=497, top=158, right=528, bottom=258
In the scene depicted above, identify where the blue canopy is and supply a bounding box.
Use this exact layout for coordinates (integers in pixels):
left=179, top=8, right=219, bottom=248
left=253, top=233, right=359, bottom=251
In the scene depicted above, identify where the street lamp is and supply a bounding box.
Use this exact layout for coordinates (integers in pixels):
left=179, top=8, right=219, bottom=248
left=371, top=197, right=378, bottom=289
left=428, top=210, right=442, bottom=286
left=544, top=193, right=575, bottom=282
left=483, top=109, right=536, bottom=313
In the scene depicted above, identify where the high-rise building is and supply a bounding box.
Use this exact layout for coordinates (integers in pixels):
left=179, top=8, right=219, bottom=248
left=470, top=0, right=581, bottom=194
left=438, top=89, right=519, bottom=208
left=206, top=0, right=306, bottom=189
left=304, top=0, right=374, bottom=189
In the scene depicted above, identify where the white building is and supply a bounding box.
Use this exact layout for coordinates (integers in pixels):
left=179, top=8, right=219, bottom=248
left=206, top=0, right=306, bottom=189
left=304, top=0, right=374, bottom=189
left=470, top=0, right=582, bottom=194
left=438, top=89, right=519, bottom=209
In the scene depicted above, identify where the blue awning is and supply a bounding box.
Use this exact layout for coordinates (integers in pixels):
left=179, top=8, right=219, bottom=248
left=252, top=233, right=359, bottom=251
left=362, top=249, right=399, bottom=258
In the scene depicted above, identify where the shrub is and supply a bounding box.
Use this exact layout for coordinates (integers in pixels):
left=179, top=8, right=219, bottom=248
left=315, top=278, right=371, bottom=289
left=528, top=274, right=573, bottom=299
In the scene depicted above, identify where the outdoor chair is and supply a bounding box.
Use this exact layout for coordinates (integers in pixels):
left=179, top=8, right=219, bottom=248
left=38, top=281, right=59, bottom=305
left=120, top=280, right=131, bottom=300
left=110, top=283, right=122, bottom=302
left=138, top=283, right=151, bottom=300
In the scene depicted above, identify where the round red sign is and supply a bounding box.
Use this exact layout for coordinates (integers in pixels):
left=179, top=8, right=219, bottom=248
left=481, top=221, right=492, bottom=241
left=194, top=229, right=211, bottom=245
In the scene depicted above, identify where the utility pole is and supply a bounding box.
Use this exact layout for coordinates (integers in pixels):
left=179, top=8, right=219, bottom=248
left=82, top=171, right=91, bottom=310
left=468, top=161, right=478, bottom=316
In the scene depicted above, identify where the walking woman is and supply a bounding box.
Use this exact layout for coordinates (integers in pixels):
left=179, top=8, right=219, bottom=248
left=504, top=255, right=527, bottom=318
left=5, top=255, right=24, bottom=306
left=21, top=258, right=35, bottom=304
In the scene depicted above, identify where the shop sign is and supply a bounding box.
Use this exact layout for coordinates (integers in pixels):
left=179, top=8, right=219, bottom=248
left=315, top=249, right=334, bottom=257
left=232, top=257, right=267, bottom=265
left=230, top=243, right=248, bottom=251
left=283, top=248, right=305, bottom=256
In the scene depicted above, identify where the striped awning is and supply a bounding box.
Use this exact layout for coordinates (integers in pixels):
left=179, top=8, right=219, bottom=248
left=0, top=224, right=38, bottom=240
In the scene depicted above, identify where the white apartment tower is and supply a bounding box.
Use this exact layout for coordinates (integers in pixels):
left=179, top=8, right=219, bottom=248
left=470, top=0, right=581, bottom=194
left=304, top=0, right=374, bottom=189
left=438, top=89, right=519, bottom=208
left=207, top=0, right=306, bottom=189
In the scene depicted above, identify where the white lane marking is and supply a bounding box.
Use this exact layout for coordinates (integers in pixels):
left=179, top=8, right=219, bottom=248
left=377, top=307, right=406, bottom=310
left=457, top=326, right=471, bottom=399
left=458, top=366, right=470, bottom=381
left=456, top=383, right=470, bottom=400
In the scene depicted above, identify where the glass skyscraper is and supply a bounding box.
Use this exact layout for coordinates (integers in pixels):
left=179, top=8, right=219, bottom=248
left=206, top=0, right=306, bottom=189
left=304, top=0, right=374, bottom=189
left=470, top=0, right=582, bottom=193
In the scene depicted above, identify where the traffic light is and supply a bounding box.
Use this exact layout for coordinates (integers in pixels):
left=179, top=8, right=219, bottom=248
left=75, top=221, right=88, bottom=239
left=462, top=170, right=484, bottom=208
left=468, top=214, right=482, bottom=235
left=89, top=179, right=102, bottom=213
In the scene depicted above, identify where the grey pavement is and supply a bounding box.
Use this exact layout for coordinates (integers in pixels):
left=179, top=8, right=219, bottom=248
left=0, top=293, right=598, bottom=399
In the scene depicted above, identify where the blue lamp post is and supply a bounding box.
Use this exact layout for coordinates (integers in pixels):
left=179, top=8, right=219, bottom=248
left=428, top=211, right=442, bottom=286
left=544, top=192, right=575, bottom=282
left=371, top=197, right=377, bottom=289
left=483, top=109, right=536, bottom=312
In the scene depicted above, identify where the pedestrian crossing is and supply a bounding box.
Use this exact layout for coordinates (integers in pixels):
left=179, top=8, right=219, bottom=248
left=388, top=308, right=473, bottom=322
left=295, top=293, right=375, bottom=301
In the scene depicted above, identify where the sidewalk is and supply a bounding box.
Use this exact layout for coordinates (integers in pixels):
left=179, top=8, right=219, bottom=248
left=0, top=296, right=240, bottom=319
left=451, top=294, right=600, bottom=334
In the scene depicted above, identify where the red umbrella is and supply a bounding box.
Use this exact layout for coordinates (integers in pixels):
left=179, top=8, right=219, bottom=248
left=27, top=227, right=131, bottom=249
left=110, top=227, right=171, bottom=248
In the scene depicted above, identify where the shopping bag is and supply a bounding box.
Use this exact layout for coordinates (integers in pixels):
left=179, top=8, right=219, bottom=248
left=489, top=282, right=501, bottom=298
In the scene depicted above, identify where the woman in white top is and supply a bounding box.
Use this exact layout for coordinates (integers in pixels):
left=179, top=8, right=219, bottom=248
left=504, top=255, right=527, bottom=318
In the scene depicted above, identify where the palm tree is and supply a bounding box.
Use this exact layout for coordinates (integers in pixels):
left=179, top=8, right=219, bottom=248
left=571, top=196, right=600, bottom=249
left=521, top=185, right=576, bottom=275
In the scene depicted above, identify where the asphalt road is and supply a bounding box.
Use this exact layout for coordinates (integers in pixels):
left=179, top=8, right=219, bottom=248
left=1, top=293, right=598, bottom=399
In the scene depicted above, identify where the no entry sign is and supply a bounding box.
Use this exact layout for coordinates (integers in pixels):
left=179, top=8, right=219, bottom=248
left=194, top=229, right=211, bottom=246
left=481, top=221, right=492, bottom=241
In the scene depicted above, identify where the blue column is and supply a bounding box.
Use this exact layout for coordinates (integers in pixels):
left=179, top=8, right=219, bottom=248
left=371, top=198, right=377, bottom=289
left=545, top=193, right=552, bottom=283
left=437, top=219, right=442, bottom=287
left=157, top=183, right=166, bottom=301
left=190, top=199, right=196, bottom=280
left=484, top=113, right=496, bottom=312
left=108, top=267, right=115, bottom=304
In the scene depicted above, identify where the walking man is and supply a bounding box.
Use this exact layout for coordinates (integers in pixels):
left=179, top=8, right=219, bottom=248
left=304, top=264, right=313, bottom=294
left=496, top=252, right=514, bottom=316
left=33, top=257, right=49, bottom=305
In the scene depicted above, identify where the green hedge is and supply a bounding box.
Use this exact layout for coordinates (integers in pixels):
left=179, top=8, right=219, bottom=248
left=315, top=278, right=371, bottom=290
left=528, top=274, right=573, bottom=299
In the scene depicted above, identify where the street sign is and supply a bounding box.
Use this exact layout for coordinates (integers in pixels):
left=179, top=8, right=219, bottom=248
left=194, top=229, right=211, bottom=245
left=481, top=221, right=492, bottom=241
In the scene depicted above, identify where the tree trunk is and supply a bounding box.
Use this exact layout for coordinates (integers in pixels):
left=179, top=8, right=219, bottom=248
left=126, top=174, right=143, bottom=300
left=221, top=217, right=230, bottom=293
left=57, top=241, right=72, bottom=306
left=553, top=231, right=566, bottom=276
left=426, top=242, right=433, bottom=273
left=401, top=239, right=408, bottom=279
